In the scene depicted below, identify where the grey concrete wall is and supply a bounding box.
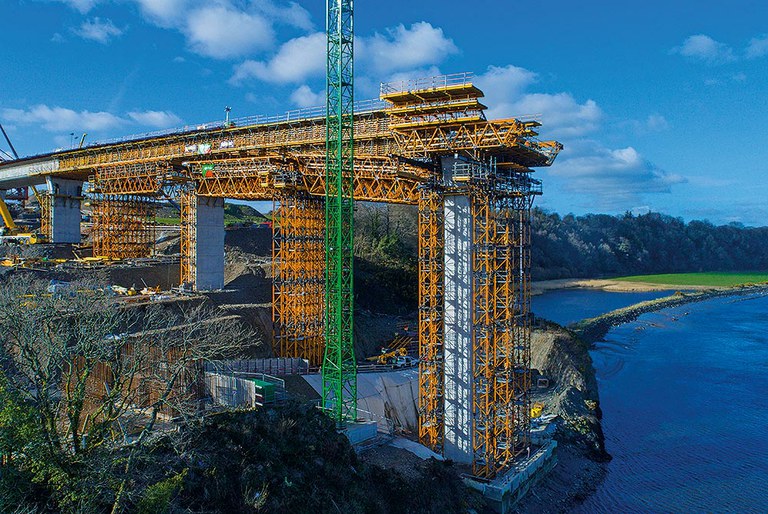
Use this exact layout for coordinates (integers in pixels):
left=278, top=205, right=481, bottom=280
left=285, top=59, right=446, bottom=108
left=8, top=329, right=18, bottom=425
left=443, top=193, right=474, bottom=463
left=46, top=176, right=82, bottom=243
left=194, top=196, right=224, bottom=290
left=0, top=158, right=55, bottom=189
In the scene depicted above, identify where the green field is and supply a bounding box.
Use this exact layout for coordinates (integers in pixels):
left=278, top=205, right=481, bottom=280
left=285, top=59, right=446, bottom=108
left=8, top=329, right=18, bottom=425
left=613, top=272, right=768, bottom=287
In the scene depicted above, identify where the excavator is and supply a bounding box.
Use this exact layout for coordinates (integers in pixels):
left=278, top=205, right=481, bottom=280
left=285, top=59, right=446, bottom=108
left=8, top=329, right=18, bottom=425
left=0, top=196, right=46, bottom=244
left=0, top=124, right=47, bottom=244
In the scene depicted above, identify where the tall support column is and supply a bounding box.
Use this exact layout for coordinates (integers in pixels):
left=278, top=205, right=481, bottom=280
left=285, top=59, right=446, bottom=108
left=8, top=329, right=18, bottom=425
left=45, top=177, right=82, bottom=243
left=272, top=193, right=325, bottom=366
left=418, top=186, right=445, bottom=453
left=322, top=0, right=357, bottom=425
left=179, top=192, right=224, bottom=291
left=442, top=163, right=474, bottom=462
left=91, top=195, right=155, bottom=258
left=511, top=194, right=534, bottom=456
left=471, top=188, right=496, bottom=476
left=179, top=189, right=195, bottom=288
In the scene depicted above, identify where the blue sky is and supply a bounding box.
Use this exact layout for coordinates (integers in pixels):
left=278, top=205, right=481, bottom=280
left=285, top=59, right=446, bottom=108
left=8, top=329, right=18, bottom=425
left=1, top=1, right=767, bottom=225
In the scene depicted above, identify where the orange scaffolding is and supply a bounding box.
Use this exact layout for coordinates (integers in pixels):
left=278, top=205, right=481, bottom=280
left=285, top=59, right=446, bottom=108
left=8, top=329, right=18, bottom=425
left=6, top=73, right=562, bottom=479
left=417, top=184, right=445, bottom=452
left=272, top=193, right=326, bottom=366
left=91, top=194, right=155, bottom=259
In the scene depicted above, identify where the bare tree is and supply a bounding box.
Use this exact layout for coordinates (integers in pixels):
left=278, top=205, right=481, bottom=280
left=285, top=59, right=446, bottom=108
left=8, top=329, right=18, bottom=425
left=0, top=278, right=256, bottom=512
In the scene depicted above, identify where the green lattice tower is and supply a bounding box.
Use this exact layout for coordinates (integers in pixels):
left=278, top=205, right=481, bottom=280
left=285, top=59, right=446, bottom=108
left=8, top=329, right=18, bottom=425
left=322, top=0, right=357, bottom=425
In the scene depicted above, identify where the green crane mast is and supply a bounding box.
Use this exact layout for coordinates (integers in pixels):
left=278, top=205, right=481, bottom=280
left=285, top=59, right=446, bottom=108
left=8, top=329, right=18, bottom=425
left=322, top=0, right=357, bottom=425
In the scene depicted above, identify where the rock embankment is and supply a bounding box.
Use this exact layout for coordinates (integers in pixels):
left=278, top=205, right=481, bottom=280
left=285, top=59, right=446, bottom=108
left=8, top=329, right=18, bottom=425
left=516, top=322, right=609, bottom=512
left=572, top=285, right=768, bottom=343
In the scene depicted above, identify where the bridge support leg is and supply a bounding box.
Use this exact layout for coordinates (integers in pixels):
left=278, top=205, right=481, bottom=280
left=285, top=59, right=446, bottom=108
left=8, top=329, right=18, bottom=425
left=45, top=177, right=82, bottom=243
left=443, top=189, right=473, bottom=464
left=272, top=193, right=325, bottom=366
left=92, top=194, right=155, bottom=258
left=418, top=186, right=445, bottom=454
left=180, top=193, right=224, bottom=291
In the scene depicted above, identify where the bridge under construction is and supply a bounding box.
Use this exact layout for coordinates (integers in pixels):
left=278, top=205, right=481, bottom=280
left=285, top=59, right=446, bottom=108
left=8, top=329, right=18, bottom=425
left=0, top=73, right=561, bottom=479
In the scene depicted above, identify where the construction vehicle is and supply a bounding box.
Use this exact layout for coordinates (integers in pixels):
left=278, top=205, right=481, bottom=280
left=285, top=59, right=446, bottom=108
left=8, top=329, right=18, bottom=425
left=0, top=196, right=45, bottom=244
left=366, top=347, right=407, bottom=365
left=530, top=402, right=545, bottom=419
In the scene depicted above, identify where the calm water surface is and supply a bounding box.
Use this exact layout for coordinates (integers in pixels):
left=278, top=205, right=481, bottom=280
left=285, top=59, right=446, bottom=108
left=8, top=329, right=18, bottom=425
left=537, top=289, right=768, bottom=513
left=531, top=288, right=673, bottom=326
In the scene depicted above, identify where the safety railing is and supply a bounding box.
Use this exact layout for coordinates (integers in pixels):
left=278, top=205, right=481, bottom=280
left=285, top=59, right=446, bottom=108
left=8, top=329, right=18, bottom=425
left=380, top=72, right=475, bottom=96
left=83, top=98, right=388, bottom=149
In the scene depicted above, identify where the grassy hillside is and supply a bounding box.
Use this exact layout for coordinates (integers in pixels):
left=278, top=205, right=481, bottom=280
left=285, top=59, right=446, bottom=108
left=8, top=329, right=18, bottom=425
left=613, top=272, right=768, bottom=286
left=155, top=202, right=266, bottom=226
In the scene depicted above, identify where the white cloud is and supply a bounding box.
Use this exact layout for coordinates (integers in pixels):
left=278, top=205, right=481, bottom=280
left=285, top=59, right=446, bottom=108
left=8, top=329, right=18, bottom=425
left=54, top=0, right=100, bottom=14
left=476, top=65, right=602, bottom=137
left=549, top=142, right=685, bottom=208
left=361, top=22, right=458, bottom=74
left=1, top=105, right=124, bottom=132
left=231, top=21, right=456, bottom=85
left=746, top=35, right=768, bottom=59
left=672, top=34, right=736, bottom=64
left=133, top=0, right=189, bottom=27
left=73, top=18, right=124, bottom=44
left=1, top=105, right=183, bottom=132
left=127, top=110, right=182, bottom=128
left=645, top=113, right=669, bottom=131
left=290, top=85, right=324, bottom=108
left=184, top=5, right=274, bottom=59
left=231, top=32, right=325, bottom=84
left=253, top=1, right=313, bottom=31
left=127, top=0, right=312, bottom=59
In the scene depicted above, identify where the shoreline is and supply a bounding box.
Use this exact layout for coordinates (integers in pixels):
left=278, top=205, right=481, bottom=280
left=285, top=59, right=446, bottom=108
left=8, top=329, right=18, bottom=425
left=570, top=284, right=768, bottom=343
left=531, top=277, right=722, bottom=295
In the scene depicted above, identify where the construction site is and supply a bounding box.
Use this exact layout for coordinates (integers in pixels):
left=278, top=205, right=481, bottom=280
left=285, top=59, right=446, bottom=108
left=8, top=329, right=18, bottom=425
left=0, top=2, right=572, bottom=511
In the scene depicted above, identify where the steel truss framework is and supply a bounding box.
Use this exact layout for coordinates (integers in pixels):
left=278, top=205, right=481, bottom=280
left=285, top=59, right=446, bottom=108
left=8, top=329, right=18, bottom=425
left=91, top=194, right=156, bottom=259
left=179, top=188, right=196, bottom=287
left=417, top=185, right=445, bottom=452
left=272, top=194, right=325, bottom=366
left=322, top=0, right=357, bottom=425
left=11, top=73, right=562, bottom=479
left=38, top=192, right=52, bottom=240
left=468, top=187, right=535, bottom=478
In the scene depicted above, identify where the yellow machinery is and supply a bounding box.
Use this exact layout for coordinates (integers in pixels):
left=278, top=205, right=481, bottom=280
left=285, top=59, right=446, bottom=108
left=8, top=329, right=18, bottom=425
left=366, top=347, right=407, bottom=365
left=0, top=195, right=45, bottom=244
left=530, top=402, right=545, bottom=419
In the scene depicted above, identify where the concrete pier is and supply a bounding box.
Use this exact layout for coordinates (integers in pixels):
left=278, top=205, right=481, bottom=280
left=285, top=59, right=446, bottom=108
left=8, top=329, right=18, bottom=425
left=193, top=196, right=224, bottom=290
left=46, top=177, right=82, bottom=243
left=442, top=155, right=474, bottom=463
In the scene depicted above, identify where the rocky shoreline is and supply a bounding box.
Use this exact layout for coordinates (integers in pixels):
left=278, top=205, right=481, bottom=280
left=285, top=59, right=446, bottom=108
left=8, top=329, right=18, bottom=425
left=515, top=284, right=768, bottom=512
left=515, top=321, right=610, bottom=513
left=571, top=285, right=768, bottom=343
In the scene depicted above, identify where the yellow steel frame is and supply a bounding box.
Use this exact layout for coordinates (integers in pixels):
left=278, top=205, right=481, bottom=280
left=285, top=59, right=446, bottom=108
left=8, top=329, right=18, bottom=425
left=7, top=75, right=561, bottom=479
left=179, top=188, right=195, bottom=287
left=272, top=193, right=325, bottom=365
left=417, top=185, right=445, bottom=452
left=91, top=194, right=155, bottom=259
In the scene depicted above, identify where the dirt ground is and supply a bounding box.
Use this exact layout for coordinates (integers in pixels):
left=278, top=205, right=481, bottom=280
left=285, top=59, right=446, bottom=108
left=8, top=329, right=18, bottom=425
left=531, top=277, right=719, bottom=295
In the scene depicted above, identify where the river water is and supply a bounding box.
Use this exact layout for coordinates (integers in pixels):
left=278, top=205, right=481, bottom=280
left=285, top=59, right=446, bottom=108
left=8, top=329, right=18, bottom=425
left=533, top=289, right=768, bottom=513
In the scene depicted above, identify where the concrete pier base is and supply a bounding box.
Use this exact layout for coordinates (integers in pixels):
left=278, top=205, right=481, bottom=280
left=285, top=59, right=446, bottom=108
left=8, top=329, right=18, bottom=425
left=194, top=196, right=224, bottom=291
left=464, top=440, right=558, bottom=513
left=46, top=177, right=82, bottom=243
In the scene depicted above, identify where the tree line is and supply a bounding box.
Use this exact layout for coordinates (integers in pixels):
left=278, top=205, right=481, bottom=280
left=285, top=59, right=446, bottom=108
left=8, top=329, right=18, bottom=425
left=352, top=204, right=768, bottom=300
left=531, top=209, right=768, bottom=279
